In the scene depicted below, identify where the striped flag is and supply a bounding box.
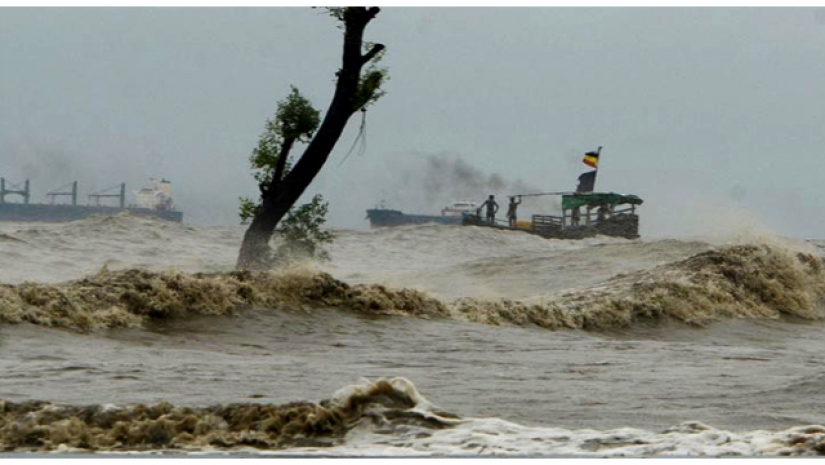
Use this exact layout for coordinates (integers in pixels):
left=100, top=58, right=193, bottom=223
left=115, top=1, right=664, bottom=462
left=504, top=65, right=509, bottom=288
left=583, top=148, right=601, bottom=169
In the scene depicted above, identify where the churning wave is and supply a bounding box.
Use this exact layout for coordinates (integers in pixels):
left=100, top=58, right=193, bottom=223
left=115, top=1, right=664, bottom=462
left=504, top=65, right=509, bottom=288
left=2, top=377, right=825, bottom=456
left=1, top=243, right=823, bottom=332
left=4, top=216, right=825, bottom=456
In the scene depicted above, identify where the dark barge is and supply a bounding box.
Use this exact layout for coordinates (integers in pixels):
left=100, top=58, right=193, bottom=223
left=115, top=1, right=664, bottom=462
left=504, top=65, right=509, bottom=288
left=365, top=209, right=464, bottom=227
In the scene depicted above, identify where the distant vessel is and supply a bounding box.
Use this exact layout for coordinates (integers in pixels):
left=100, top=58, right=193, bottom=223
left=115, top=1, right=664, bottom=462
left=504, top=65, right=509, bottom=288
left=366, top=201, right=475, bottom=228
left=440, top=200, right=477, bottom=217
left=0, top=177, right=183, bottom=223
left=366, top=147, right=643, bottom=239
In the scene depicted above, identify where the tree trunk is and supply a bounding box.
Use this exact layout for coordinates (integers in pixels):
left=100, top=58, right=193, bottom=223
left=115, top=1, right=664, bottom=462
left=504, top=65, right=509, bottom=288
left=271, top=137, right=295, bottom=193
left=237, top=194, right=283, bottom=269
left=237, top=7, right=383, bottom=270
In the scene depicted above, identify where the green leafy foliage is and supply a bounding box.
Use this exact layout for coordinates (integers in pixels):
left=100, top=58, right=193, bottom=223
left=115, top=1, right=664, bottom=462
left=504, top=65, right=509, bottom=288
left=355, top=42, right=389, bottom=111
left=324, top=7, right=346, bottom=22
left=276, top=86, right=321, bottom=142
left=240, top=194, right=334, bottom=262
left=272, top=194, right=335, bottom=262
left=238, top=196, right=259, bottom=225
left=248, top=86, right=319, bottom=187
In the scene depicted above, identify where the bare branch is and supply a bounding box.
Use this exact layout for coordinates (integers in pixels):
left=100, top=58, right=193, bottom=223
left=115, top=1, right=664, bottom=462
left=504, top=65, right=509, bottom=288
left=272, top=137, right=296, bottom=193
left=361, top=43, right=385, bottom=65
left=365, top=7, right=380, bottom=20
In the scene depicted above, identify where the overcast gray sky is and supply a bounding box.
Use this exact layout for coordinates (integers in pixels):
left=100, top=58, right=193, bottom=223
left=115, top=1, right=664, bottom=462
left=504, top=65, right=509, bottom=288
left=2, top=8, right=824, bottom=238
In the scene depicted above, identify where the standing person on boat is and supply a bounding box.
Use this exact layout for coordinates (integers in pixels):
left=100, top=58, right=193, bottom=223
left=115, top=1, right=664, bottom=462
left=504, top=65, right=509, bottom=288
left=571, top=206, right=581, bottom=226
left=597, top=203, right=610, bottom=223
left=507, top=196, right=521, bottom=228
left=480, top=194, right=499, bottom=225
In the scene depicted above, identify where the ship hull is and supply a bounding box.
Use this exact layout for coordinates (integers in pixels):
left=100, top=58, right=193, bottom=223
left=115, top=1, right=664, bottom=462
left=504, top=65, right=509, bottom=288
left=0, top=203, right=183, bottom=223
left=462, top=213, right=639, bottom=240
left=366, top=209, right=463, bottom=228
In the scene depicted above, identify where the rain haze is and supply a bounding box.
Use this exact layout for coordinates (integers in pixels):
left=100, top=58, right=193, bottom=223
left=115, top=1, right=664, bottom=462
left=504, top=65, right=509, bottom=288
left=1, top=7, right=824, bottom=238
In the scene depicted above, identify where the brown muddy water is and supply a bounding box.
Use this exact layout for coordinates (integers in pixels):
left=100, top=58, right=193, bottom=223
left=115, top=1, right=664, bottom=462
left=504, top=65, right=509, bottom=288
left=4, top=310, right=825, bottom=431
left=2, top=215, right=825, bottom=456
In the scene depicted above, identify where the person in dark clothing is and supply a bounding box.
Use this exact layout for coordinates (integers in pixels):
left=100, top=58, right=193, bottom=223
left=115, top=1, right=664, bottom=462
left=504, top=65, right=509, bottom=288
left=597, top=204, right=610, bottom=222
left=481, top=195, right=499, bottom=225
left=507, top=196, right=521, bottom=228
left=571, top=206, right=581, bottom=226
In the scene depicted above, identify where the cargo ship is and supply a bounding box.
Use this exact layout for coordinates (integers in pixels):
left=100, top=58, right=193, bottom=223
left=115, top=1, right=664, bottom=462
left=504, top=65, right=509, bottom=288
left=0, top=177, right=183, bottom=223
left=365, top=201, right=476, bottom=228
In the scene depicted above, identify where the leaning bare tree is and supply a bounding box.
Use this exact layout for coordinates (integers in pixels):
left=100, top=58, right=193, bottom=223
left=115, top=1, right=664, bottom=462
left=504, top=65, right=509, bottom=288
left=237, top=7, right=387, bottom=270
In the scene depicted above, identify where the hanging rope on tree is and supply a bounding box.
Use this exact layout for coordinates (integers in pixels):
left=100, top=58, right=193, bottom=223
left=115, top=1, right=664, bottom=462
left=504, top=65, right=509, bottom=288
left=338, top=108, right=368, bottom=167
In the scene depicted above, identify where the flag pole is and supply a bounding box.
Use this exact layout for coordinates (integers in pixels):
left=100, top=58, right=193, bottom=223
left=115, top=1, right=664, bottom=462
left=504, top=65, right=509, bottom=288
left=510, top=191, right=574, bottom=198
left=592, top=145, right=602, bottom=192
left=576, top=145, right=603, bottom=193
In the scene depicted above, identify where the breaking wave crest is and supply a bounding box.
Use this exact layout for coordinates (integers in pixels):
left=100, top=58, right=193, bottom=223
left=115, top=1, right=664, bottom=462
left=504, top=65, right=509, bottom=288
left=3, top=377, right=825, bottom=456
left=1, top=244, right=823, bottom=332
left=0, top=378, right=446, bottom=453
left=0, top=267, right=447, bottom=331
left=454, top=244, right=825, bottom=330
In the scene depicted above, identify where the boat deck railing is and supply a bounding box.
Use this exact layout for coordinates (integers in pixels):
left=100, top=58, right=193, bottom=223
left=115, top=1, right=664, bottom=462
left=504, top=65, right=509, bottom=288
left=533, top=206, right=638, bottom=230
left=531, top=215, right=564, bottom=227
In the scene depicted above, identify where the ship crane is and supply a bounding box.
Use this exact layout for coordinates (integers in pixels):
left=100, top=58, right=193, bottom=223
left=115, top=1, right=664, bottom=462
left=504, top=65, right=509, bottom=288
left=0, top=178, right=30, bottom=204
left=88, top=183, right=126, bottom=208
left=47, top=181, right=78, bottom=206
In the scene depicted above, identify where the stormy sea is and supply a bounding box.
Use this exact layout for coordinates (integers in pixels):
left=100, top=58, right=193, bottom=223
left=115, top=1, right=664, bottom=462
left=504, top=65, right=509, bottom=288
left=2, top=213, right=825, bottom=457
